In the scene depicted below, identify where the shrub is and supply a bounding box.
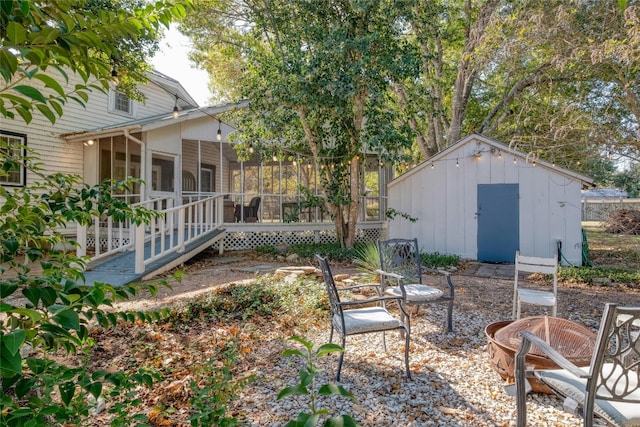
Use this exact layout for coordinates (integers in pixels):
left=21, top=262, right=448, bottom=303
left=0, top=146, right=170, bottom=426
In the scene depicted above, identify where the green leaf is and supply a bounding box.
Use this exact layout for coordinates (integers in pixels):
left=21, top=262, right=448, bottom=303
left=9, top=308, right=43, bottom=323
left=324, top=415, right=359, bottom=427
left=0, top=344, right=23, bottom=377
left=53, top=309, right=81, bottom=331
left=13, top=85, right=47, bottom=103
left=36, top=104, right=56, bottom=124
left=318, top=384, right=355, bottom=400
left=15, top=377, right=37, bottom=399
left=316, top=343, right=344, bottom=356
left=276, top=384, right=309, bottom=400
left=33, top=74, right=66, bottom=97
left=59, top=381, right=75, bottom=406
left=0, top=282, right=18, bottom=298
left=2, top=330, right=26, bottom=356
left=6, top=22, right=27, bottom=44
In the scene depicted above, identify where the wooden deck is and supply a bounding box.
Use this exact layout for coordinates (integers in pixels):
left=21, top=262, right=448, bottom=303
left=83, top=228, right=226, bottom=287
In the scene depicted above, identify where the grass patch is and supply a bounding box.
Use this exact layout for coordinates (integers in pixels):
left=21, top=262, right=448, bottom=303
left=583, top=223, right=640, bottom=270
left=563, top=223, right=640, bottom=287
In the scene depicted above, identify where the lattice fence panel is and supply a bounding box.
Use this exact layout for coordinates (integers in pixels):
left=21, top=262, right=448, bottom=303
left=218, top=227, right=382, bottom=251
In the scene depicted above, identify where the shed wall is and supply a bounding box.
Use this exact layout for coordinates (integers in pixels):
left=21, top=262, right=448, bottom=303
left=387, top=136, right=584, bottom=265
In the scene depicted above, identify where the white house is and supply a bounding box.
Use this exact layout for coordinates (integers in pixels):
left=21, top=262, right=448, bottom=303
left=2, top=70, right=387, bottom=275
left=386, top=134, right=594, bottom=265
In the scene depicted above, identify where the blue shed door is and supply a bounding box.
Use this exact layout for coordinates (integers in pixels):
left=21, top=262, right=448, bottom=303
left=477, top=184, right=519, bottom=262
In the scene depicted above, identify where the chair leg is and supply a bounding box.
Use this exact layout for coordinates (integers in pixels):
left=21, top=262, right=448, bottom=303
left=329, top=325, right=334, bottom=343
left=336, top=336, right=346, bottom=382
left=446, top=299, right=454, bottom=333
left=403, top=327, right=412, bottom=380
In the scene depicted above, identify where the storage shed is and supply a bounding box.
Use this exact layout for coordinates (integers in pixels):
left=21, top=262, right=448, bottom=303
left=386, top=134, right=594, bottom=265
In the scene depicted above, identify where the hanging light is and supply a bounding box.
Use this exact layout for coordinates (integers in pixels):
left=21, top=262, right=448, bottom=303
left=216, top=121, right=222, bottom=141
left=172, top=95, right=179, bottom=119
left=456, top=158, right=459, bottom=167
left=498, top=151, right=502, bottom=159
left=293, top=158, right=297, bottom=167
left=513, top=157, right=517, bottom=164
left=431, top=162, right=434, bottom=169
left=248, top=142, right=254, bottom=153
left=111, top=67, right=119, bottom=86
left=272, top=154, right=278, bottom=162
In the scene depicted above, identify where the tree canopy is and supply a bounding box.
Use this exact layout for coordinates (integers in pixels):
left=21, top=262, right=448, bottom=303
left=181, top=0, right=639, bottom=246
left=0, top=0, right=191, bottom=124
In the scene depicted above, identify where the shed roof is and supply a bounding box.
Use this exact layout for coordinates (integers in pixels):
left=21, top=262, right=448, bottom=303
left=390, top=133, right=595, bottom=188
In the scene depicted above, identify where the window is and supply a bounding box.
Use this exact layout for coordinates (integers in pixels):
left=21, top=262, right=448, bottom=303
left=0, top=130, right=27, bottom=186
left=114, top=91, right=131, bottom=114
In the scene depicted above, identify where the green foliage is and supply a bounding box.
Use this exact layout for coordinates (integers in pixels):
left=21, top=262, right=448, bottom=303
left=255, top=244, right=278, bottom=255
left=188, top=355, right=251, bottom=427
left=385, top=208, right=418, bottom=223
left=278, top=336, right=358, bottom=427
left=289, top=242, right=361, bottom=261
left=169, top=281, right=281, bottom=323
left=420, top=252, right=460, bottom=269
left=0, top=0, right=192, bottom=124
left=0, top=146, right=172, bottom=426
left=560, top=267, right=640, bottom=287
left=352, top=242, right=382, bottom=283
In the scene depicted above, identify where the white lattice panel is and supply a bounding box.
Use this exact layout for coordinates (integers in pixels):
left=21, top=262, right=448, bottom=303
left=217, top=224, right=383, bottom=251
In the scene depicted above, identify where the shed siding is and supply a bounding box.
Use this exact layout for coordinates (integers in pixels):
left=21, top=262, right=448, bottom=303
left=388, top=135, right=586, bottom=265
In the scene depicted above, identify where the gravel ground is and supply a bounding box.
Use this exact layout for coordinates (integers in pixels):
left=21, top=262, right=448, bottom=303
left=227, top=270, right=639, bottom=427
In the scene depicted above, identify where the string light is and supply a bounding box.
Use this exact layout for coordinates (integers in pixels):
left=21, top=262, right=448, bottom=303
left=456, top=158, right=459, bottom=167
left=513, top=157, right=517, bottom=164
left=498, top=151, right=502, bottom=159
left=216, top=121, right=222, bottom=141
left=431, top=162, right=434, bottom=169
left=248, top=143, right=254, bottom=153
left=272, top=155, right=278, bottom=162
left=172, top=95, right=179, bottom=119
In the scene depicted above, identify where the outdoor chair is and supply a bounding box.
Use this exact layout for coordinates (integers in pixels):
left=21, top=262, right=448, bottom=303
left=235, top=196, right=261, bottom=222
left=513, top=251, right=559, bottom=319
left=376, top=238, right=455, bottom=333
left=514, top=303, right=640, bottom=427
left=316, top=254, right=411, bottom=381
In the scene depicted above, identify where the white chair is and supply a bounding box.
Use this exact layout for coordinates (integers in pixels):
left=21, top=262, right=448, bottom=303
left=512, top=251, right=559, bottom=319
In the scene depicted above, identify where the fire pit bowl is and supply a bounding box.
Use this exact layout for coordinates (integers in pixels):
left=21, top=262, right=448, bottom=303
left=485, top=316, right=596, bottom=393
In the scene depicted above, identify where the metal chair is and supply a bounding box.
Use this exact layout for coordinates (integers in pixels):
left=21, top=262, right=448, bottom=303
left=513, top=251, right=559, bottom=319
left=376, top=238, right=455, bottom=332
left=316, top=254, right=411, bottom=381
left=515, top=303, right=640, bottom=427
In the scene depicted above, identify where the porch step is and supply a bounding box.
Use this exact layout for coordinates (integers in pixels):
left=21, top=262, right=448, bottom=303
left=83, top=229, right=226, bottom=287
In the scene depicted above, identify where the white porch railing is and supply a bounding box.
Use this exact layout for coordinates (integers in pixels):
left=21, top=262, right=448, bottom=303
left=134, top=195, right=224, bottom=273
left=77, top=194, right=226, bottom=274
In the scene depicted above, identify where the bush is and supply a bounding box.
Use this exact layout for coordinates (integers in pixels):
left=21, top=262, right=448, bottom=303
left=0, top=146, right=170, bottom=426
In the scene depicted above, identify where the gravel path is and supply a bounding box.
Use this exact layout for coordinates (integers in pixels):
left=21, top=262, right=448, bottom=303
left=228, top=270, right=639, bottom=427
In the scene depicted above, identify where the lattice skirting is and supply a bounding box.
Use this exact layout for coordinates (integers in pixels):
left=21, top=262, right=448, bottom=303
left=216, top=225, right=383, bottom=251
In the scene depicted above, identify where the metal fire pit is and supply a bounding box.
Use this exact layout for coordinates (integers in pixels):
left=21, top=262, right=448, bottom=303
left=485, top=316, right=596, bottom=393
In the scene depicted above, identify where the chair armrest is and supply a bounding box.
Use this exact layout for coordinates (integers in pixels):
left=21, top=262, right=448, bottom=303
left=517, top=331, right=589, bottom=378
left=338, top=295, right=404, bottom=307
left=421, top=266, right=450, bottom=276
left=375, top=269, right=404, bottom=281
left=337, top=282, right=384, bottom=292
left=421, top=266, right=455, bottom=297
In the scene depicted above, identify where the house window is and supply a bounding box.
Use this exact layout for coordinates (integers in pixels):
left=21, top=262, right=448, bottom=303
left=200, top=164, right=216, bottom=192
left=114, top=91, right=132, bottom=114
left=0, top=130, right=27, bottom=186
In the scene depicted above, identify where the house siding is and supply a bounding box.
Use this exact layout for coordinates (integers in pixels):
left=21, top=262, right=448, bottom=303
left=2, top=71, right=180, bottom=186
